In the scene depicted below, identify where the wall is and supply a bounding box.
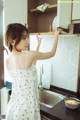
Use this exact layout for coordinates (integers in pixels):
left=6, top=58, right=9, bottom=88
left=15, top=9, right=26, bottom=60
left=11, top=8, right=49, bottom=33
left=4, top=0, right=28, bottom=29
left=3, top=0, right=28, bottom=83
left=0, top=0, right=3, bottom=114
left=30, top=34, right=80, bottom=92
left=0, top=0, right=4, bottom=82
left=51, top=35, right=80, bottom=92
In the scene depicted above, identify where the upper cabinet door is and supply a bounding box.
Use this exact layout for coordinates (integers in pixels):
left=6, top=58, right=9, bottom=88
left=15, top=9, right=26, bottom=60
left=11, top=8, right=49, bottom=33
left=57, top=0, right=72, bottom=29
left=72, top=0, right=80, bottom=21
left=4, top=0, right=28, bottom=29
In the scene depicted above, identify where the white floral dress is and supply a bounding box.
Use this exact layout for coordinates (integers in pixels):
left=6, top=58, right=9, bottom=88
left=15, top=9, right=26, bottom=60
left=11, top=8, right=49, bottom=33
left=6, top=64, right=41, bottom=120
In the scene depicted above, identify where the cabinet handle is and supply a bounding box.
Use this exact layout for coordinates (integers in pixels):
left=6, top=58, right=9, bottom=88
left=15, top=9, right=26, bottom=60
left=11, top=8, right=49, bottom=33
left=57, top=27, right=69, bottom=33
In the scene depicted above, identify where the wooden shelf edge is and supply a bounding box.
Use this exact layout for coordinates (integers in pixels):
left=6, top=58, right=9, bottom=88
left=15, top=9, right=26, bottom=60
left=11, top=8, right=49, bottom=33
left=30, top=31, right=67, bottom=35
left=48, top=4, right=57, bottom=9
left=30, top=4, right=57, bottom=13
left=30, top=32, right=54, bottom=35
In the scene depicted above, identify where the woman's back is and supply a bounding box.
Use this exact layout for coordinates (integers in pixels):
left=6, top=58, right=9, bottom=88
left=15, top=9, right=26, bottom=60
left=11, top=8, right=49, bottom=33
left=6, top=51, right=41, bottom=120
left=6, top=51, right=34, bottom=71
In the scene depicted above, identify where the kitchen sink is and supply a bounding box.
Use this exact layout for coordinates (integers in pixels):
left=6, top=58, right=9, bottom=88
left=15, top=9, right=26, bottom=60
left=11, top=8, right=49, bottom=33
left=39, top=89, right=65, bottom=108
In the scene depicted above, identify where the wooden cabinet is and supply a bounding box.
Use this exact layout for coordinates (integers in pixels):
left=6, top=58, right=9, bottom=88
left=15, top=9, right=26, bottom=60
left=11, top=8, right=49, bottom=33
left=28, top=0, right=57, bottom=34
left=57, top=0, right=72, bottom=29
left=72, top=0, right=80, bottom=22
left=4, top=0, right=28, bottom=29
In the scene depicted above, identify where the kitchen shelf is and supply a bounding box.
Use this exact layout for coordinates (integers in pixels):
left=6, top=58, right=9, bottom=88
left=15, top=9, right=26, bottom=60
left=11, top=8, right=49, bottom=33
left=30, top=31, right=66, bottom=35
left=30, top=32, right=54, bottom=35
left=28, top=0, right=57, bottom=33
left=30, top=4, right=57, bottom=14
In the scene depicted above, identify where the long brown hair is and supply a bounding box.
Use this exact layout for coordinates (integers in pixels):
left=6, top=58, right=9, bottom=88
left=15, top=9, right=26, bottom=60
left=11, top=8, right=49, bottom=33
left=5, top=23, right=29, bottom=52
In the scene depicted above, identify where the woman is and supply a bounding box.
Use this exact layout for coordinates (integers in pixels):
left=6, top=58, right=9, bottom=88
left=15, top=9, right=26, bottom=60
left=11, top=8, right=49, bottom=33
left=5, top=23, right=59, bottom=120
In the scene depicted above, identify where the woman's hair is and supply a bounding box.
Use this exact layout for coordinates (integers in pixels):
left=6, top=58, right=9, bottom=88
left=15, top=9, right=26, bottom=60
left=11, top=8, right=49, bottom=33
left=5, top=23, right=29, bottom=52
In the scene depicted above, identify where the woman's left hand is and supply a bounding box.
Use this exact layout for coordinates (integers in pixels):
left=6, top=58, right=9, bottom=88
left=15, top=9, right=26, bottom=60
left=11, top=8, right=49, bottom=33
left=36, top=33, right=42, bottom=47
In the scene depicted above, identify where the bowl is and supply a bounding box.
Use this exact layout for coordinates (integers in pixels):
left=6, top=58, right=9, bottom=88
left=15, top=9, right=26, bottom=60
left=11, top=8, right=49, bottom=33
left=64, top=97, right=80, bottom=110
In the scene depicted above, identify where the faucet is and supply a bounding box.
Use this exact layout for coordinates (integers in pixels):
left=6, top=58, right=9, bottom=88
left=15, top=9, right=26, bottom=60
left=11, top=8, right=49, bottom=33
left=39, top=64, right=44, bottom=90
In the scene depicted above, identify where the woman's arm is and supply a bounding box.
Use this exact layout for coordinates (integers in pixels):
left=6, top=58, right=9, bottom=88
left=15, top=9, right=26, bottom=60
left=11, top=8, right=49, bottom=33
left=32, top=31, right=59, bottom=61
left=36, top=34, right=42, bottom=51
left=33, top=34, right=42, bottom=64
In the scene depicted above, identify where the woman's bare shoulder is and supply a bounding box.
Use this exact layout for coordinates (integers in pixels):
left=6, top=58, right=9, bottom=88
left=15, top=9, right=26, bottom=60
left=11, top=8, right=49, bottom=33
left=22, top=51, right=36, bottom=56
left=20, top=51, right=36, bottom=66
left=20, top=51, right=36, bottom=60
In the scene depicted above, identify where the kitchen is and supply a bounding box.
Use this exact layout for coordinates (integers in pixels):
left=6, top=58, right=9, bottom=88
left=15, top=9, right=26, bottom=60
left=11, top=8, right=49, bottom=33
left=0, top=0, right=80, bottom=120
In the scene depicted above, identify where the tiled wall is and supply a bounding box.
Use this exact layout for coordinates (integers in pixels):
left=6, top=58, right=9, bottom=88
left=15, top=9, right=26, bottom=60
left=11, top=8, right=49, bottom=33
left=30, top=34, right=80, bottom=92
left=4, top=34, right=80, bottom=92
left=51, top=35, right=80, bottom=92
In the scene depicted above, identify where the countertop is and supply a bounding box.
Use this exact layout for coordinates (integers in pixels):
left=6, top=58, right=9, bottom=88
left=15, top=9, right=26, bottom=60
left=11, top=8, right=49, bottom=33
left=5, top=82, right=80, bottom=120
left=40, top=100, right=80, bottom=120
